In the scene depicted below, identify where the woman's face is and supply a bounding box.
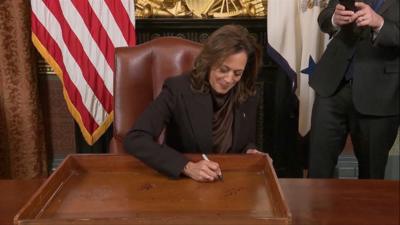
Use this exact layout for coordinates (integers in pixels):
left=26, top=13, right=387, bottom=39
left=209, top=51, right=248, bottom=94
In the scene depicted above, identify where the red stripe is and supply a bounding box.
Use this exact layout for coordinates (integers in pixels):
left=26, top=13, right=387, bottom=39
left=71, top=0, right=115, bottom=70
left=105, top=0, right=136, bottom=46
left=43, top=0, right=113, bottom=113
left=31, top=13, right=99, bottom=133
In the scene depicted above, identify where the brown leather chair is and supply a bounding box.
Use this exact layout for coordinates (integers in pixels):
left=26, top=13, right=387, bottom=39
left=110, top=37, right=202, bottom=154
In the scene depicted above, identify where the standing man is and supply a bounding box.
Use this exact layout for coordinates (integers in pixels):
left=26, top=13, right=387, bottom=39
left=309, top=0, right=399, bottom=178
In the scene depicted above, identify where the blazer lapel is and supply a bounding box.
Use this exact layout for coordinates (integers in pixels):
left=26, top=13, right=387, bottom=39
left=183, top=91, right=213, bottom=153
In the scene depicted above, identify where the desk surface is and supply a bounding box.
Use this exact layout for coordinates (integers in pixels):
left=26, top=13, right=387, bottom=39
left=1, top=178, right=399, bottom=225
left=14, top=154, right=290, bottom=225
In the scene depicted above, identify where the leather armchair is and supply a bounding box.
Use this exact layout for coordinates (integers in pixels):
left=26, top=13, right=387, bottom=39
left=110, top=37, right=202, bottom=154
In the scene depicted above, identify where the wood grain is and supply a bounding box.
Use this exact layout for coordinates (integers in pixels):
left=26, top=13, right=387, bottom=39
left=15, top=154, right=291, bottom=225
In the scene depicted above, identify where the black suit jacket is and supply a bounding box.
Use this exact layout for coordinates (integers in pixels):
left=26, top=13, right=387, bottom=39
left=309, top=0, right=399, bottom=116
left=123, top=74, right=258, bottom=178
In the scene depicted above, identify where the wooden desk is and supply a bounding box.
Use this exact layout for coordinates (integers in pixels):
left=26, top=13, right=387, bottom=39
left=0, top=179, right=43, bottom=225
left=280, top=179, right=399, bottom=225
left=1, top=179, right=398, bottom=225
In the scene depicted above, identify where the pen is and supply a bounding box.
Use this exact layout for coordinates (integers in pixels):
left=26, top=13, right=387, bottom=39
left=201, top=154, right=223, bottom=181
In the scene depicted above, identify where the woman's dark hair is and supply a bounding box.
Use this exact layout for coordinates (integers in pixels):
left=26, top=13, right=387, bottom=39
left=191, top=24, right=263, bottom=103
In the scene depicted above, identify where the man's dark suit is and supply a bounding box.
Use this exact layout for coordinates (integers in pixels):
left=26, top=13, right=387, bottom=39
left=124, top=74, right=258, bottom=178
left=308, top=0, right=399, bottom=178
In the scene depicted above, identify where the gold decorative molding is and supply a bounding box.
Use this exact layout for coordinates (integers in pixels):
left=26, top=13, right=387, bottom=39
left=37, top=58, right=55, bottom=75
left=135, top=0, right=267, bottom=18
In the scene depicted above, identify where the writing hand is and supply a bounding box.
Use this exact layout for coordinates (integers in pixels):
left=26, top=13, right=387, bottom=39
left=183, top=160, right=221, bottom=182
left=333, top=4, right=355, bottom=26
left=352, top=2, right=384, bottom=30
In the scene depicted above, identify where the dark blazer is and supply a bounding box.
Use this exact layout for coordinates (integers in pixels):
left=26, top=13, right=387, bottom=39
left=309, top=0, right=399, bottom=116
left=123, top=74, right=258, bottom=178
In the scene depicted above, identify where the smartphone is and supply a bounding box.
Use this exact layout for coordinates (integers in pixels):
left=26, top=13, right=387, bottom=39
left=339, top=0, right=356, bottom=11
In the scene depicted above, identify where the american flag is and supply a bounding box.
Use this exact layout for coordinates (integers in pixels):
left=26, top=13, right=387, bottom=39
left=31, top=0, right=136, bottom=145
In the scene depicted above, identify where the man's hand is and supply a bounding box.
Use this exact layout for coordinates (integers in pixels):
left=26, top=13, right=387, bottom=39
left=333, top=4, right=356, bottom=26
left=183, top=160, right=221, bottom=182
left=352, top=2, right=384, bottom=30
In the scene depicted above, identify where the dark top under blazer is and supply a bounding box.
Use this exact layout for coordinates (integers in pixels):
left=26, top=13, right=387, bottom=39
left=123, top=74, right=258, bottom=178
left=309, top=0, right=399, bottom=116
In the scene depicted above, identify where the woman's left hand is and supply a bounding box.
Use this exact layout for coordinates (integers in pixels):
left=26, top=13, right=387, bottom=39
left=246, top=149, right=266, bottom=155
left=246, top=149, right=273, bottom=163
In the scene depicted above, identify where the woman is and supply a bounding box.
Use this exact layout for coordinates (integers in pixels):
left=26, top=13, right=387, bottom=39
left=123, top=25, right=264, bottom=182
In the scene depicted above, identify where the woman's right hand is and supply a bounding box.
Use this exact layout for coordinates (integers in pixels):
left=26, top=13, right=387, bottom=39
left=183, top=160, right=221, bottom=182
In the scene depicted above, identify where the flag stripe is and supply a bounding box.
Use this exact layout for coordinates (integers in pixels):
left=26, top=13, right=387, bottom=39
left=105, top=0, right=136, bottom=46
left=88, top=1, right=128, bottom=47
left=33, top=0, right=107, bottom=126
left=31, top=0, right=135, bottom=144
left=120, top=0, right=136, bottom=28
left=31, top=13, right=99, bottom=133
left=43, top=0, right=113, bottom=114
left=71, top=0, right=115, bottom=70
left=60, top=0, right=114, bottom=97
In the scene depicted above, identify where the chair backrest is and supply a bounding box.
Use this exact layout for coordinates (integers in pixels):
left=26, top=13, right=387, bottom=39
left=110, top=37, right=202, bottom=154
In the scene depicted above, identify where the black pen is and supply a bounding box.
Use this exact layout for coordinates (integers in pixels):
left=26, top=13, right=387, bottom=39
left=202, top=154, right=223, bottom=181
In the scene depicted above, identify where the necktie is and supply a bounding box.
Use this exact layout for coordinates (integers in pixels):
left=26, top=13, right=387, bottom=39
left=344, top=0, right=385, bottom=81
